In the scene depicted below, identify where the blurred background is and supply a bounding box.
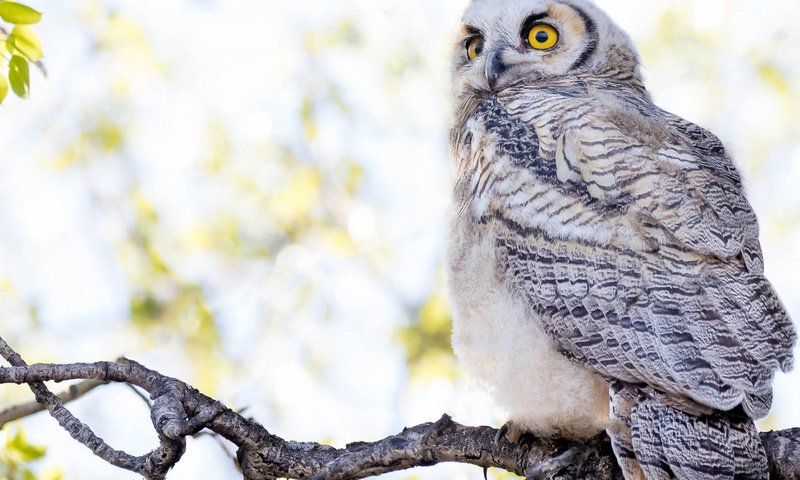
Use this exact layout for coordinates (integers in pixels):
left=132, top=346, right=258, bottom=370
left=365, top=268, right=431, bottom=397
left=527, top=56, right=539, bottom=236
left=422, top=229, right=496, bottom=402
left=0, top=0, right=798, bottom=478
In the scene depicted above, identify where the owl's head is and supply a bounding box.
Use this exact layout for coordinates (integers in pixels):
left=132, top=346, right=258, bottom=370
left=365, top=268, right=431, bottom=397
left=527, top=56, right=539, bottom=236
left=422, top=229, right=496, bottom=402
left=452, top=0, right=643, bottom=96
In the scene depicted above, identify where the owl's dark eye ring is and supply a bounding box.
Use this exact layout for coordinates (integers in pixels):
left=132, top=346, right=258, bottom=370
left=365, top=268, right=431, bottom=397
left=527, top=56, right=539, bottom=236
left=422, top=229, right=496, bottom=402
left=465, top=36, right=484, bottom=61
left=524, top=23, right=559, bottom=50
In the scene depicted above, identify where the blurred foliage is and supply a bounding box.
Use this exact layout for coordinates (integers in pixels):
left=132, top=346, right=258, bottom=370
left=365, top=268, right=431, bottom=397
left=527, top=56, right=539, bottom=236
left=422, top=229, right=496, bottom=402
left=0, top=1, right=42, bottom=104
left=0, top=428, right=58, bottom=480
left=397, top=288, right=457, bottom=380
left=10, top=6, right=380, bottom=398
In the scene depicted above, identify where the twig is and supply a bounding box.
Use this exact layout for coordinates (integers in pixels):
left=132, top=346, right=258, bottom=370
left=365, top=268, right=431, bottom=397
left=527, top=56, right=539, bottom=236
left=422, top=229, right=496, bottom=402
left=126, top=383, right=153, bottom=409
left=0, top=379, right=106, bottom=429
left=195, top=431, right=240, bottom=466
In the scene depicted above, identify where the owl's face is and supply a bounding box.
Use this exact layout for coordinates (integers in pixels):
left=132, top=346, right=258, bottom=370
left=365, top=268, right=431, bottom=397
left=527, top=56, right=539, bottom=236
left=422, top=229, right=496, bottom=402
left=452, top=0, right=641, bottom=97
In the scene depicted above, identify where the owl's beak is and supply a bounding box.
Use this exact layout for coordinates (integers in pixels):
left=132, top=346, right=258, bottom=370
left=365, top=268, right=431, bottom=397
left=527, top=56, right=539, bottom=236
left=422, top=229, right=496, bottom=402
left=485, top=48, right=508, bottom=91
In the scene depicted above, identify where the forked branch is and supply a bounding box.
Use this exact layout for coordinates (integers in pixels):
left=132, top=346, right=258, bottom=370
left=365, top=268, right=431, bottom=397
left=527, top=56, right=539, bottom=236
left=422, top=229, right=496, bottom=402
left=1, top=336, right=798, bottom=480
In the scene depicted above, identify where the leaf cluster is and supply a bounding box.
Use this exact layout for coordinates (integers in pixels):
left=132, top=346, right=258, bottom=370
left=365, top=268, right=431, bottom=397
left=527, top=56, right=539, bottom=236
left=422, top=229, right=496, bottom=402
left=0, top=428, right=62, bottom=480
left=0, top=1, right=43, bottom=104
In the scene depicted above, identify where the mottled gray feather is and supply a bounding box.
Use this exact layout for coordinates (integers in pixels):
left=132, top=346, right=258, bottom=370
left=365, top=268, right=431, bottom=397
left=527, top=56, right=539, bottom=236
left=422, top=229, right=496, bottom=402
left=449, top=2, right=796, bottom=479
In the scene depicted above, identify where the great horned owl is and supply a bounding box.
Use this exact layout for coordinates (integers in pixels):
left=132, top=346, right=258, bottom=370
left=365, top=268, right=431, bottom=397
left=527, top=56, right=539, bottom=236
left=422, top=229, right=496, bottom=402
left=446, top=1, right=796, bottom=479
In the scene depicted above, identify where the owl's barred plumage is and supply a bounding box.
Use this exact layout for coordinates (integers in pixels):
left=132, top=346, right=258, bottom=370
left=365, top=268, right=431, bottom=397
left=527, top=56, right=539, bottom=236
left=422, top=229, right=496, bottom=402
left=447, top=1, right=796, bottom=479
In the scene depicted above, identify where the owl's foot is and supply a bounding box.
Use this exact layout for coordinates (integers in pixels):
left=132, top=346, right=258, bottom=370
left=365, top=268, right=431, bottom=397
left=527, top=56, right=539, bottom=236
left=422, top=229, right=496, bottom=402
left=524, top=444, right=591, bottom=480
left=494, top=420, right=530, bottom=445
left=494, top=423, right=600, bottom=479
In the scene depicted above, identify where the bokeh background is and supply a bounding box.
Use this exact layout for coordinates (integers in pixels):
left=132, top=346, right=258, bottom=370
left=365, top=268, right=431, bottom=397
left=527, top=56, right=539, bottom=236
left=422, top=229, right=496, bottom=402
left=1, top=0, right=798, bottom=478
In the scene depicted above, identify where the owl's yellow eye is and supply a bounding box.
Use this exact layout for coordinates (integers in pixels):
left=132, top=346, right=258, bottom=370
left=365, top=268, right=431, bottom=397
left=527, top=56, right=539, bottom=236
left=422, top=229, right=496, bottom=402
left=466, top=37, right=484, bottom=61
left=526, top=23, right=559, bottom=50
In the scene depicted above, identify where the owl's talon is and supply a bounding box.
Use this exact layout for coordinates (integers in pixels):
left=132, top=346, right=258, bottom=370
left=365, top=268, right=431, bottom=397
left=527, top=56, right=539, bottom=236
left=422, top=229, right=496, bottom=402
left=495, top=420, right=527, bottom=446
left=494, top=423, right=509, bottom=446
left=524, top=444, right=590, bottom=480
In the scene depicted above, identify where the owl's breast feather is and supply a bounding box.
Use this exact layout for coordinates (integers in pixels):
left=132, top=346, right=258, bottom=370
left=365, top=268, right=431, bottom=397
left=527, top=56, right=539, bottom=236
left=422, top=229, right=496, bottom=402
left=447, top=217, right=609, bottom=440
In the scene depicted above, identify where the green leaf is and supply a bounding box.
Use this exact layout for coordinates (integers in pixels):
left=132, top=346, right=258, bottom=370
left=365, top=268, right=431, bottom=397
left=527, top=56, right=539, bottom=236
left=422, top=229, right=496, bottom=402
left=8, top=25, right=43, bottom=60
left=0, top=2, right=42, bottom=24
left=7, top=429, right=47, bottom=462
left=130, top=293, right=165, bottom=328
left=0, top=74, right=8, bottom=104
left=8, top=55, right=29, bottom=98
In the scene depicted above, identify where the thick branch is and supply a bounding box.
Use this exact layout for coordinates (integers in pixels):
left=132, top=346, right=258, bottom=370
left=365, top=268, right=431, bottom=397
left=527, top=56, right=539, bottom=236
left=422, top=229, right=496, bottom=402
left=236, top=414, right=622, bottom=480
left=1, top=345, right=799, bottom=479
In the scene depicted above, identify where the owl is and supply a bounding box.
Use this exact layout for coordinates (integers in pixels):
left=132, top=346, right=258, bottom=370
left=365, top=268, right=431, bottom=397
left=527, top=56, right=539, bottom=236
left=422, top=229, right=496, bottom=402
left=446, top=1, right=796, bottom=479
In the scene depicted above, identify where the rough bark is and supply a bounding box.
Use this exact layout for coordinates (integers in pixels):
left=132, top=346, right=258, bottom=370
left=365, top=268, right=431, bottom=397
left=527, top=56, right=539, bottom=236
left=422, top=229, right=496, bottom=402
left=1, top=336, right=798, bottom=480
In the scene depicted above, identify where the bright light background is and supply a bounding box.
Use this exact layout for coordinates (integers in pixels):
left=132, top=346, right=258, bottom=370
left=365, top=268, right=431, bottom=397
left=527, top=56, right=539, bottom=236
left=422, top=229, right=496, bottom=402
left=0, top=1, right=798, bottom=479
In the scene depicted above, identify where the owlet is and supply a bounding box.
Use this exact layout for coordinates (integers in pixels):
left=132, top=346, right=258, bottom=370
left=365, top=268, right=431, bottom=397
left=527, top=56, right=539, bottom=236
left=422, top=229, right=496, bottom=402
left=447, top=1, right=796, bottom=479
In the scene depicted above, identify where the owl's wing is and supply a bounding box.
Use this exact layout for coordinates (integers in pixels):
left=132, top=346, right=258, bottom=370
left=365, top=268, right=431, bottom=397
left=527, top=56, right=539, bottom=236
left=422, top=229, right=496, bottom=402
left=497, top=106, right=795, bottom=415
left=553, top=109, right=756, bottom=259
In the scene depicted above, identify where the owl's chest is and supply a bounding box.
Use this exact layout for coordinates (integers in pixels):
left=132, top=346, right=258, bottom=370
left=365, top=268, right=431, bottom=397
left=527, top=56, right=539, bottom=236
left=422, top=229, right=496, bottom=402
left=454, top=108, right=651, bottom=254
left=446, top=218, right=609, bottom=438
left=447, top=219, right=541, bottom=375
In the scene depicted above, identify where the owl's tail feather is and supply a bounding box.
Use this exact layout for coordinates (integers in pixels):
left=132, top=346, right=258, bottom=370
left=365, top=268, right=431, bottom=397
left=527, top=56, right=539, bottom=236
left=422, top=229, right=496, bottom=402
left=609, top=387, right=768, bottom=480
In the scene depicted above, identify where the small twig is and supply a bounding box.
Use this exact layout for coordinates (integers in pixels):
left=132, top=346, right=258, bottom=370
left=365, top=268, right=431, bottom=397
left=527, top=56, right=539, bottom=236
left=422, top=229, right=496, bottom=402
left=195, top=431, right=239, bottom=466
left=0, top=379, right=106, bottom=429
left=126, top=383, right=153, bottom=409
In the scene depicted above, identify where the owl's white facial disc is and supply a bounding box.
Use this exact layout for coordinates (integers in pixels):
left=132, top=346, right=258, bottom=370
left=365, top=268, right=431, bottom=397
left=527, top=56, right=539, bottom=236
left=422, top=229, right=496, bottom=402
left=452, top=0, right=641, bottom=96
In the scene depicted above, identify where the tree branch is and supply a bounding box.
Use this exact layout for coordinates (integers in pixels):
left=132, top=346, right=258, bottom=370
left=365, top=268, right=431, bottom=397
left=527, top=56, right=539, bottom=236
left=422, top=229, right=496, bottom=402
left=0, top=337, right=189, bottom=479
left=1, top=335, right=799, bottom=479
left=0, top=379, right=106, bottom=429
